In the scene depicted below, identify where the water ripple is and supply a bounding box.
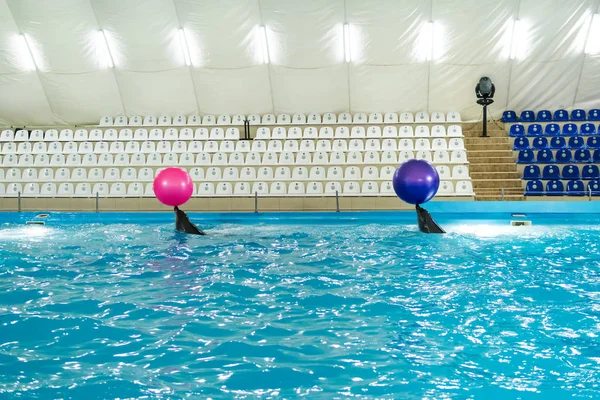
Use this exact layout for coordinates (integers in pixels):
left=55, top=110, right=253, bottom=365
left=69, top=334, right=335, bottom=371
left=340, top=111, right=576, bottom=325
left=0, top=221, right=599, bottom=398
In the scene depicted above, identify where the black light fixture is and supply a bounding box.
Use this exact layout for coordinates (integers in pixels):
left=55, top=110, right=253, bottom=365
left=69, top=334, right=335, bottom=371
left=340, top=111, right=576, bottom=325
left=475, top=77, right=495, bottom=137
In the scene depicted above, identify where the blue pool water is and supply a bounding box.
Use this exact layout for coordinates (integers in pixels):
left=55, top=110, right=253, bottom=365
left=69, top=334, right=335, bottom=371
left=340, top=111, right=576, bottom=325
left=1, top=212, right=599, bottom=399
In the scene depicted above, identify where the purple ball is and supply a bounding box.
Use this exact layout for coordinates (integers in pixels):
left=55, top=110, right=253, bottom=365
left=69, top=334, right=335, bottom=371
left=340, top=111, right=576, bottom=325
left=392, top=159, right=440, bottom=205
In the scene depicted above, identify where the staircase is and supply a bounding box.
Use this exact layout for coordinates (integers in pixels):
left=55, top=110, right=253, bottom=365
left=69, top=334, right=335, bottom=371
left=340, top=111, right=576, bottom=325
left=463, top=121, right=525, bottom=201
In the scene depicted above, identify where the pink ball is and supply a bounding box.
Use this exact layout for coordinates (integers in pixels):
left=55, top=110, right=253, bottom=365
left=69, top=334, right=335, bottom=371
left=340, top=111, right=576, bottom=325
left=153, top=167, right=194, bottom=207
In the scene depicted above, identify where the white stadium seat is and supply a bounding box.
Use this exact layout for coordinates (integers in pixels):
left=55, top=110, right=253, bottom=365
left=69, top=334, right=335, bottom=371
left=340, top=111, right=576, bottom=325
left=437, top=181, right=454, bottom=195
left=452, top=165, right=470, bottom=179
left=430, top=112, right=445, bottom=123
left=415, top=111, right=429, bottom=123
left=399, top=112, right=414, bottom=123
left=307, top=113, right=321, bottom=124
left=262, top=114, right=276, bottom=125
left=456, top=181, right=474, bottom=196
left=143, top=116, right=157, bottom=126
left=353, top=113, right=367, bottom=123
left=75, top=183, right=92, bottom=197
left=338, top=112, right=351, bottom=124
left=40, top=183, right=57, bottom=196
left=447, top=112, right=461, bottom=122
left=13, top=129, right=27, bottom=142
left=129, top=116, right=142, bottom=126
left=187, top=115, right=201, bottom=125
left=292, top=113, right=306, bottom=124
left=306, top=181, right=323, bottom=195
left=99, top=116, right=113, bottom=126
left=114, top=116, right=127, bottom=126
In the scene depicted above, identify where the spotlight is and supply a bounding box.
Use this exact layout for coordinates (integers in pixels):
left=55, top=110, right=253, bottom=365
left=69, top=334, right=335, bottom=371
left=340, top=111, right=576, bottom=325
left=475, top=77, right=495, bottom=137
left=476, top=76, right=495, bottom=99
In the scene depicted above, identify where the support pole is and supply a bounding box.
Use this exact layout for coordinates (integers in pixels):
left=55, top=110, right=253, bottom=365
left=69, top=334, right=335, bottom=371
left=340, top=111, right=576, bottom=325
left=95, top=192, right=99, bottom=213
left=254, top=191, right=258, bottom=213
left=335, top=190, right=340, bottom=212
left=589, top=186, right=592, bottom=201
left=501, top=188, right=505, bottom=201
left=18, top=191, right=21, bottom=212
left=482, top=103, right=488, bottom=138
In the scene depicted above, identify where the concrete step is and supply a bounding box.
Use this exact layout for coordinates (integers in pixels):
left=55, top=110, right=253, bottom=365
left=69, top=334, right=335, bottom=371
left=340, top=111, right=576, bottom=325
left=471, top=171, right=521, bottom=180
left=472, top=179, right=523, bottom=189
left=466, top=143, right=513, bottom=151
left=464, top=137, right=510, bottom=145
left=469, top=163, right=520, bottom=173
left=469, top=149, right=513, bottom=156
left=469, top=156, right=516, bottom=163
left=476, top=195, right=526, bottom=201
left=462, top=130, right=508, bottom=138
left=475, top=187, right=524, bottom=194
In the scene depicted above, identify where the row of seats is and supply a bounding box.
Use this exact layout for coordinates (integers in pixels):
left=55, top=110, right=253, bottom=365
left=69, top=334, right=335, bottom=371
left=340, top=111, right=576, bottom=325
left=0, top=150, right=469, bottom=167
left=256, top=125, right=463, bottom=139
left=0, top=180, right=474, bottom=197
left=503, top=109, right=600, bottom=123
left=0, top=165, right=472, bottom=182
left=525, top=180, right=599, bottom=196
left=0, top=138, right=466, bottom=155
left=0, top=125, right=464, bottom=143
left=99, top=111, right=462, bottom=127
left=513, top=136, right=600, bottom=150
left=517, top=149, right=600, bottom=164
left=522, top=164, right=600, bottom=180
left=0, top=128, right=240, bottom=143
left=509, top=123, right=599, bottom=137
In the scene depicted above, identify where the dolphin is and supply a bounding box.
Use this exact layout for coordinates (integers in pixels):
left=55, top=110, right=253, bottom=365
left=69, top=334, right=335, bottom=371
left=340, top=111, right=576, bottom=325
left=174, top=206, right=206, bottom=235
left=416, top=204, right=445, bottom=234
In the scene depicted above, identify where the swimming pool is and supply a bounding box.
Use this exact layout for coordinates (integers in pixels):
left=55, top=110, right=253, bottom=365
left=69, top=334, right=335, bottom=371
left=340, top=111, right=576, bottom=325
left=1, top=211, right=599, bottom=398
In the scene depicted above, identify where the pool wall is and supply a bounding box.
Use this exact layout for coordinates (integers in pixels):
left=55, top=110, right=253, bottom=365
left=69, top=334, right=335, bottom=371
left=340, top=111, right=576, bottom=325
left=0, top=201, right=598, bottom=226
left=1, top=196, right=597, bottom=214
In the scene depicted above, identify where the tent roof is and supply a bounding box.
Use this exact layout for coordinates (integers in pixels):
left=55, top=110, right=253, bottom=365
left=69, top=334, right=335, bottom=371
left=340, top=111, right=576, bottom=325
left=0, top=0, right=599, bottom=126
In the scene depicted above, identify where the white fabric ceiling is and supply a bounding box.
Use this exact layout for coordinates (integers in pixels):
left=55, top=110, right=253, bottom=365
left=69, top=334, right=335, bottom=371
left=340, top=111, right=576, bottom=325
left=0, top=0, right=598, bottom=127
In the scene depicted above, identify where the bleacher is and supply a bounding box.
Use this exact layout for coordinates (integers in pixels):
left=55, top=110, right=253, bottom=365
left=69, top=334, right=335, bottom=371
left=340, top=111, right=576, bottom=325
left=504, top=108, right=600, bottom=196
left=0, top=111, right=474, bottom=201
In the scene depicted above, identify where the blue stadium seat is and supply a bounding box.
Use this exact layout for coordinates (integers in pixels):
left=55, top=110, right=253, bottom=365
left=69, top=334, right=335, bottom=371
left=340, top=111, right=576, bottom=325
left=553, top=109, right=569, bottom=121
left=594, top=150, right=600, bottom=163
left=520, top=110, right=535, bottom=122
left=546, top=180, right=565, bottom=196
left=536, top=110, right=552, bottom=121
left=567, top=180, right=586, bottom=196
left=527, top=124, right=543, bottom=136
left=525, top=180, right=544, bottom=196
left=536, top=149, right=554, bottom=163
left=563, top=123, right=578, bottom=136
left=544, top=123, right=560, bottom=136
left=555, top=149, right=572, bottom=163
left=517, top=150, right=534, bottom=163
left=513, top=137, right=529, bottom=150
left=502, top=110, right=518, bottom=122
left=568, top=136, right=585, bottom=149
left=542, top=165, right=560, bottom=179
left=523, top=165, right=541, bottom=180
left=549, top=137, right=566, bottom=149
left=531, top=137, right=548, bottom=149
left=582, top=165, right=599, bottom=180
left=574, top=149, right=591, bottom=162
left=571, top=109, right=586, bottom=121
left=509, top=124, right=525, bottom=137
left=588, top=180, right=600, bottom=195
left=589, top=109, right=600, bottom=121
left=562, top=165, right=580, bottom=179
left=587, top=136, right=600, bottom=149
left=581, top=123, right=596, bottom=135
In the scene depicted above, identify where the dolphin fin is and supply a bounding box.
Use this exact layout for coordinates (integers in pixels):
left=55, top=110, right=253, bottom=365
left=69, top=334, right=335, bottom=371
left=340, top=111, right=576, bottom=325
left=174, top=206, right=206, bottom=235
left=416, top=204, right=445, bottom=234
